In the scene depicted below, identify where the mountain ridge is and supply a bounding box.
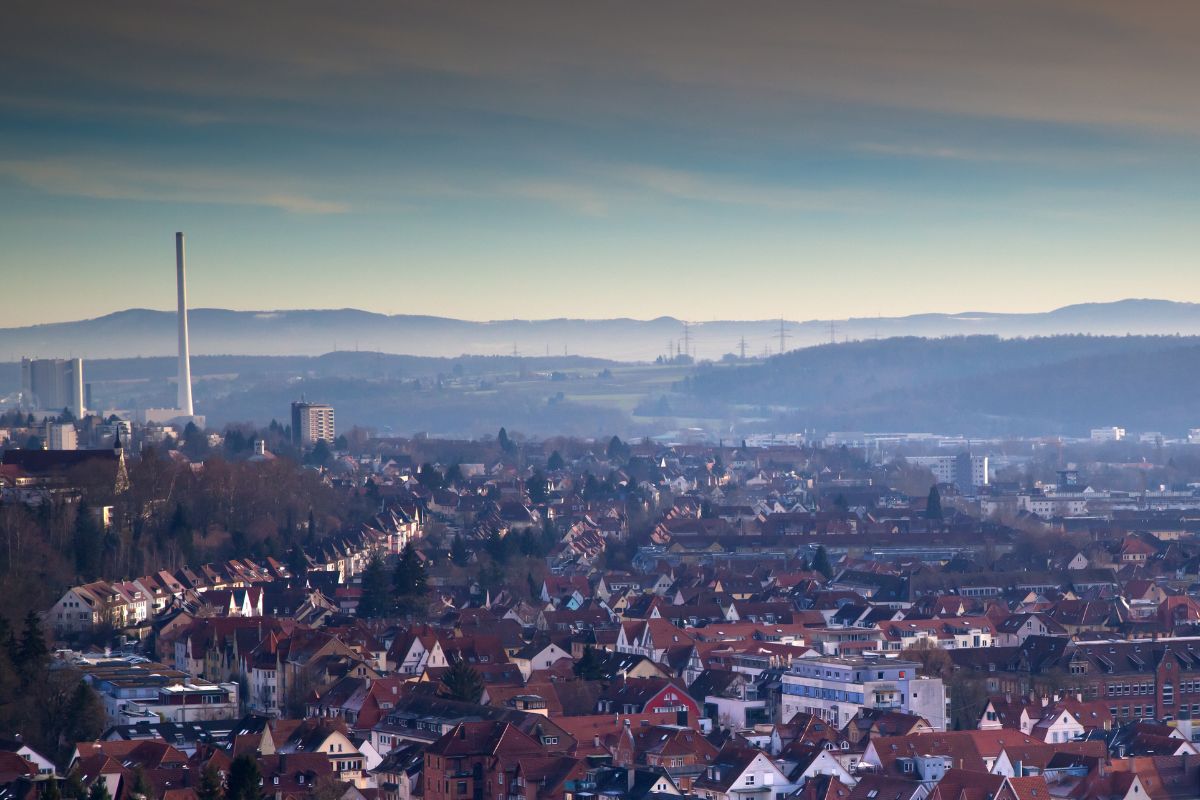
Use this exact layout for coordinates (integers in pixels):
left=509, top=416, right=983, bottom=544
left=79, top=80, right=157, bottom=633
left=4, top=298, right=1200, bottom=362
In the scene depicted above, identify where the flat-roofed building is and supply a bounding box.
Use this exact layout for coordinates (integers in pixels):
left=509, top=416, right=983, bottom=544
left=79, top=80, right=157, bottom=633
left=781, top=655, right=947, bottom=731
left=292, top=401, right=335, bottom=446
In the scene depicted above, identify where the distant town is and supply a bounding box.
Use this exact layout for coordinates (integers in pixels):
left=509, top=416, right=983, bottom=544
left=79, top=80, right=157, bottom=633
left=8, top=241, right=1200, bottom=800
left=10, top=338, right=1200, bottom=800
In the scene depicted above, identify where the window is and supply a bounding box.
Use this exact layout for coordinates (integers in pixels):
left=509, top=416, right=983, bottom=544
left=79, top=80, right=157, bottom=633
left=745, top=775, right=755, bottom=785
left=1164, top=683, right=1175, bottom=706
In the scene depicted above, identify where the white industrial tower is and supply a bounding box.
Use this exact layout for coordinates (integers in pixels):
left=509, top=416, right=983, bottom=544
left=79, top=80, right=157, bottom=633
left=175, top=232, right=194, bottom=416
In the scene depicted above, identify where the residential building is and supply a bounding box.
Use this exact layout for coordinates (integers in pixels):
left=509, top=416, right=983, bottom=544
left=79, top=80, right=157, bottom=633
left=45, top=422, right=78, bottom=450
left=907, top=454, right=989, bottom=491
left=292, top=401, right=335, bottom=446
left=781, top=656, right=948, bottom=731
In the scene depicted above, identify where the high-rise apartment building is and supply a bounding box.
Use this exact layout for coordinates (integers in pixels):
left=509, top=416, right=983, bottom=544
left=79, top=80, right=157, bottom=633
left=907, top=453, right=989, bottom=491
left=291, top=402, right=335, bottom=446
left=20, top=358, right=85, bottom=419
left=45, top=422, right=78, bottom=451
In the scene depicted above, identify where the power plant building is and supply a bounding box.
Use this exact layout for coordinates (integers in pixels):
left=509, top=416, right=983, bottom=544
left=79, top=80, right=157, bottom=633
left=20, top=357, right=85, bottom=419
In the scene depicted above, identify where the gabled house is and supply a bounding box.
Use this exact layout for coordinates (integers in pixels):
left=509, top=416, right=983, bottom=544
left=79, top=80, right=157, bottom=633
left=691, top=743, right=794, bottom=800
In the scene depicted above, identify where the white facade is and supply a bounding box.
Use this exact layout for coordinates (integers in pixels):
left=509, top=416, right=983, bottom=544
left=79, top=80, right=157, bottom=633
left=907, top=454, right=989, bottom=489
left=45, top=422, right=78, bottom=451
left=781, top=655, right=947, bottom=731
left=293, top=402, right=336, bottom=445
left=1091, top=427, right=1126, bottom=442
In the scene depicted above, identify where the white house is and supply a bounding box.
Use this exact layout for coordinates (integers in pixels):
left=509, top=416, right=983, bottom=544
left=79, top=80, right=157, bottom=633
left=692, top=746, right=795, bottom=800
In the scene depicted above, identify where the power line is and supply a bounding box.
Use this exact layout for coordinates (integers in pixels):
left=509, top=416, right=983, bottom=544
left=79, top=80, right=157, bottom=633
left=738, top=336, right=747, bottom=360
left=778, top=318, right=790, bottom=355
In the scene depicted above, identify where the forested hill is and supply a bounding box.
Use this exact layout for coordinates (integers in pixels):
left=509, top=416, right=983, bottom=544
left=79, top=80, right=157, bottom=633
left=682, top=335, right=1200, bottom=436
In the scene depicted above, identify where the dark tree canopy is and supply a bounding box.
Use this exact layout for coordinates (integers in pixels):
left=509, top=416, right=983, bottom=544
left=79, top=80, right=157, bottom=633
left=226, top=755, right=264, bottom=800
left=926, top=485, right=944, bottom=520
left=812, top=546, right=834, bottom=579
left=441, top=658, right=484, bottom=703
left=356, top=555, right=392, bottom=619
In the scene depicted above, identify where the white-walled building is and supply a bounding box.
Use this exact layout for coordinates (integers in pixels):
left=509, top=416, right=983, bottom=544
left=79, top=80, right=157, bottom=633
left=1091, top=427, right=1126, bottom=442
left=45, top=422, right=78, bottom=451
left=907, top=454, right=989, bottom=490
left=781, top=655, right=947, bottom=731
left=292, top=401, right=335, bottom=445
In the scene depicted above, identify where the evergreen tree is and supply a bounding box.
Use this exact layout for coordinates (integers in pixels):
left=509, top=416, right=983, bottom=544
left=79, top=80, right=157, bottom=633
left=225, top=756, right=263, bottom=800
left=441, top=658, right=484, bottom=703
left=811, top=546, right=834, bottom=580
left=450, top=535, right=470, bottom=567
left=63, top=775, right=86, bottom=800
left=87, top=781, right=111, bottom=800
left=16, top=610, right=47, bottom=685
left=196, top=764, right=223, bottom=800
left=416, top=463, right=444, bottom=490
left=64, top=680, right=106, bottom=744
left=356, top=555, right=391, bottom=619
left=606, top=435, right=625, bottom=460
left=484, top=531, right=511, bottom=564
left=392, top=544, right=428, bottom=613
left=926, top=485, right=944, bottom=520
left=525, top=471, right=549, bottom=505
left=287, top=546, right=309, bottom=579
left=73, top=502, right=102, bottom=580
left=573, top=646, right=606, bottom=680
left=41, top=778, right=61, bottom=800
left=498, top=427, right=515, bottom=454
left=526, top=571, right=539, bottom=600
left=0, top=616, right=18, bottom=702
left=306, top=439, right=333, bottom=467
left=130, top=768, right=154, bottom=800
left=547, top=451, right=564, bottom=471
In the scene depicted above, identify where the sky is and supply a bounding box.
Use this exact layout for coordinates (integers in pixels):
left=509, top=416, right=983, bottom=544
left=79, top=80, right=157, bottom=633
left=2, top=1, right=1200, bottom=327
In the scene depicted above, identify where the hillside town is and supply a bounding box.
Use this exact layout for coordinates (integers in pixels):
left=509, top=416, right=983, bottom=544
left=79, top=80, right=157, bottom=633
left=6, top=419, right=1200, bottom=800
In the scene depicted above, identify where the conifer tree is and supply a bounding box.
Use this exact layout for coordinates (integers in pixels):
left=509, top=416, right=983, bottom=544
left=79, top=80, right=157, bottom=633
left=441, top=658, right=484, bottom=703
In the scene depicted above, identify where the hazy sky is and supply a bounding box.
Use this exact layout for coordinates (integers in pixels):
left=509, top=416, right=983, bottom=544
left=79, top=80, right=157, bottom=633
left=3, top=1, right=1200, bottom=326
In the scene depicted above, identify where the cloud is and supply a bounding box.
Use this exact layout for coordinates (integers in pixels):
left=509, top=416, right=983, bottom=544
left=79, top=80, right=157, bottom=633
left=855, top=141, right=1147, bottom=168
left=6, top=1, right=1200, bottom=138
left=0, top=157, right=349, bottom=214
left=606, top=164, right=873, bottom=212
left=500, top=180, right=608, bottom=216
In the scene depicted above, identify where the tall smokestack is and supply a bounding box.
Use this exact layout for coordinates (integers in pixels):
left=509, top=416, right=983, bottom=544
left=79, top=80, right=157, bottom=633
left=176, top=232, right=194, bottom=416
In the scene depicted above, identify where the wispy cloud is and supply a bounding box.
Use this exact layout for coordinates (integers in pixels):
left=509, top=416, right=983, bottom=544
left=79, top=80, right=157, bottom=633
left=0, top=157, right=349, bottom=214
left=607, top=164, right=873, bottom=212
left=856, top=141, right=1147, bottom=168
left=500, top=180, right=608, bottom=216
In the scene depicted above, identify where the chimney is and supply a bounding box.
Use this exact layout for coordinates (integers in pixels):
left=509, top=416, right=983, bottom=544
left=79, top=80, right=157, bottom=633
left=175, top=232, right=194, bottom=416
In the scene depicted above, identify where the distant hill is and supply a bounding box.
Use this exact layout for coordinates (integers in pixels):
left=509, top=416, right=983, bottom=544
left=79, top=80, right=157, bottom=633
left=4, top=299, right=1200, bottom=362
left=683, top=334, right=1200, bottom=436
left=4, top=334, right=1200, bottom=438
